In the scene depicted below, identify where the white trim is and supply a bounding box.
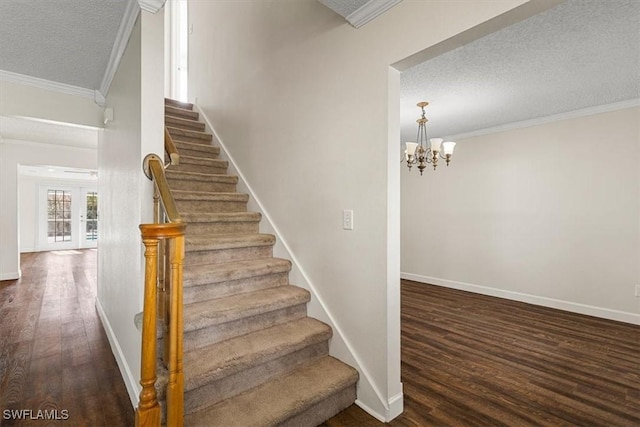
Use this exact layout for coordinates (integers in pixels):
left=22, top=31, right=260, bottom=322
left=138, top=0, right=166, bottom=13
left=355, top=399, right=386, bottom=423
left=194, top=104, right=394, bottom=420
left=1, top=138, right=97, bottom=151
left=387, top=391, right=404, bottom=420
left=7, top=116, right=102, bottom=132
left=448, top=99, right=640, bottom=140
left=99, top=0, right=141, bottom=97
left=0, top=70, right=95, bottom=100
left=0, top=271, right=20, bottom=281
left=19, top=247, right=35, bottom=253
left=95, top=91, right=107, bottom=107
left=346, top=0, right=403, bottom=28
left=401, top=273, right=640, bottom=326
left=96, top=298, right=140, bottom=407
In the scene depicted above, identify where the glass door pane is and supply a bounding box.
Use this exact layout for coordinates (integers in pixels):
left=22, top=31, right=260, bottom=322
left=47, top=189, right=72, bottom=243
left=83, top=191, right=98, bottom=247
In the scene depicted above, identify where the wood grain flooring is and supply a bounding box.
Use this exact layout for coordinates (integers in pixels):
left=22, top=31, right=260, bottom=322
left=0, top=250, right=134, bottom=427
left=3, top=254, right=638, bottom=426
left=323, top=280, right=640, bottom=427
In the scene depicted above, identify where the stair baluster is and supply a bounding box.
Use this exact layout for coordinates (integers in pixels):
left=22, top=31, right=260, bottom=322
left=137, top=133, right=185, bottom=427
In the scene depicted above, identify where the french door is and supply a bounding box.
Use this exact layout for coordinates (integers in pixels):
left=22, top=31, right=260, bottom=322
left=39, top=186, right=98, bottom=250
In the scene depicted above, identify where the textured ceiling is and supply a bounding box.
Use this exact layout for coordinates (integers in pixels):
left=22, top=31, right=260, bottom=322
left=318, top=0, right=371, bottom=19
left=400, top=0, right=640, bottom=143
left=0, top=0, right=128, bottom=90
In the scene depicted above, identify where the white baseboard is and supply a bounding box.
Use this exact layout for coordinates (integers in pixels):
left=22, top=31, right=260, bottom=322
left=355, top=391, right=404, bottom=422
left=387, top=391, right=404, bottom=420
left=95, top=298, right=140, bottom=408
left=355, top=399, right=386, bottom=423
left=194, top=103, right=400, bottom=421
left=0, top=271, right=21, bottom=281
left=402, top=273, right=640, bottom=326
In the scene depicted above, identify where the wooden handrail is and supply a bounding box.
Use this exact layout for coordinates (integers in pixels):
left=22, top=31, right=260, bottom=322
left=137, top=139, right=185, bottom=427
left=165, top=128, right=180, bottom=166
left=143, top=154, right=182, bottom=223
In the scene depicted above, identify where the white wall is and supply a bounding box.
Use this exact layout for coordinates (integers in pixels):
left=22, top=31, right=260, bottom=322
left=96, top=8, right=164, bottom=407
left=187, top=0, right=532, bottom=420
left=0, top=79, right=103, bottom=279
left=0, top=141, right=97, bottom=279
left=402, top=107, right=640, bottom=324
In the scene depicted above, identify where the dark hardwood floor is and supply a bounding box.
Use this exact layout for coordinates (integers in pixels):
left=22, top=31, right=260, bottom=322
left=323, top=280, right=640, bottom=426
left=0, top=250, right=134, bottom=427
left=3, top=253, right=638, bottom=426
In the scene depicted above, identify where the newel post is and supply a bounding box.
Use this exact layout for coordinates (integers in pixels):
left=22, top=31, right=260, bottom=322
left=136, top=227, right=161, bottom=427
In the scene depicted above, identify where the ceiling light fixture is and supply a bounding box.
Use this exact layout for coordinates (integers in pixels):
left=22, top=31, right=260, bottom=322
left=404, top=102, right=456, bottom=175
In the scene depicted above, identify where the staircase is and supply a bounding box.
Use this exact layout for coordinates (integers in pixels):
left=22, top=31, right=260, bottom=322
left=163, top=98, right=358, bottom=426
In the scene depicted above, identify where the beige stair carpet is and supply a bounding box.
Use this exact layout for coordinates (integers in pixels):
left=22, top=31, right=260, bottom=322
left=161, top=98, right=358, bottom=426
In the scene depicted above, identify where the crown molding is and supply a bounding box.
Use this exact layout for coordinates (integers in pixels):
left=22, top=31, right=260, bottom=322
left=346, top=0, right=403, bottom=28
left=138, top=0, right=166, bottom=14
left=448, top=98, right=640, bottom=141
left=0, top=69, right=95, bottom=99
left=99, top=0, right=141, bottom=98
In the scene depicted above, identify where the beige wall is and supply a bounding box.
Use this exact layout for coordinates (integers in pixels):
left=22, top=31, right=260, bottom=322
left=187, top=0, right=532, bottom=419
left=402, top=107, right=640, bottom=324
left=96, top=8, right=165, bottom=406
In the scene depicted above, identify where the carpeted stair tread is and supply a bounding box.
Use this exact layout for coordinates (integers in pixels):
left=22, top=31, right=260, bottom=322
left=185, top=233, right=275, bottom=252
left=183, top=258, right=291, bottom=288
left=166, top=170, right=237, bottom=184
left=173, top=190, right=249, bottom=202
left=184, top=318, right=332, bottom=390
left=167, top=126, right=212, bottom=142
left=173, top=140, right=220, bottom=155
left=160, top=97, right=358, bottom=425
left=177, top=155, right=227, bottom=166
left=181, top=211, right=260, bottom=223
left=184, top=356, right=358, bottom=427
left=166, top=115, right=205, bottom=132
left=165, top=98, right=194, bottom=110
left=184, top=285, right=310, bottom=332
left=165, top=105, right=199, bottom=121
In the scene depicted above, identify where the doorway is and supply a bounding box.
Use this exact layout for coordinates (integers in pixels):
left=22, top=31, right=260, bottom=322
left=38, top=185, right=98, bottom=251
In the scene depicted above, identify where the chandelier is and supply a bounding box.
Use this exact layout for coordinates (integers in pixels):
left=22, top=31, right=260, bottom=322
left=404, top=101, right=456, bottom=175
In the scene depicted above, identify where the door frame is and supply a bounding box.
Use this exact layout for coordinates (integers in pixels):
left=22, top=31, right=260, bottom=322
left=37, top=184, right=98, bottom=251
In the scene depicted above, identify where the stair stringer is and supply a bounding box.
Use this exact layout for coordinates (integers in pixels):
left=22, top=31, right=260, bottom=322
left=192, top=102, right=400, bottom=422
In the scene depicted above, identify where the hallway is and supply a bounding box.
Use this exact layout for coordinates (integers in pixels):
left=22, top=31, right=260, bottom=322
left=0, top=250, right=134, bottom=426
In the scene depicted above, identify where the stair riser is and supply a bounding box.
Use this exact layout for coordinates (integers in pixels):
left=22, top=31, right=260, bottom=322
left=280, top=384, right=358, bottom=427
left=170, top=163, right=228, bottom=175
left=166, top=118, right=205, bottom=132
left=184, top=304, right=307, bottom=351
left=172, top=146, right=219, bottom=159
left=176, top=200, right=248, bottom=213
left=167, top=128, right=212, bottom=142
left=170, top=135, right=213, bottom=145
left=185, top=246, right=273, bottom=266
left=165, top=99, right=194, bottom=110
left=184, top=273, right=289, bottom=304
left=167, top=179, right=237, bottom=193
left=185, top=342, right=329, bottom=414
left=185, top=221, right=258, bottom=236
left=165, top=108, right=199, bottom=121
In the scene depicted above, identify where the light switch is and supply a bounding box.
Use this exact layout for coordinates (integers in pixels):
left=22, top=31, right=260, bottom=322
left=343, top=210, right=354, bottom=230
